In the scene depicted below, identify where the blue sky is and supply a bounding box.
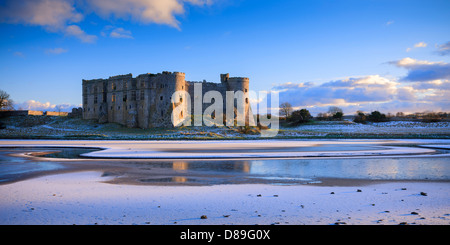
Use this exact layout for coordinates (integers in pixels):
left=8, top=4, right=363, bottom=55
left=0, top=0, right=449, bottom=115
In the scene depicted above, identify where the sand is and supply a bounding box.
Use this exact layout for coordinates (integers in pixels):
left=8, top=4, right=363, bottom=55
left=0, top=171, right=448, bottom=225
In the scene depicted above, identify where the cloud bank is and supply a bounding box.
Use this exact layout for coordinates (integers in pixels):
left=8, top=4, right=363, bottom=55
left=436, top=41, right=450, bottom=56
left=0, top=0, right=213, bottom=42
left=15, top=100, right=81, bottom=112
left=272, top=57, right=450, bottom=115
left=391, top=57, right=450, bottom=82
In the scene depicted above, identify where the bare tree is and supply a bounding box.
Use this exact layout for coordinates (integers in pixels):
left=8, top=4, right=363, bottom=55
left=0, top=90, right=14, bottom=110
left=279, top=102, right=293, bottom=118
left=328, top=106, right=343, bottom=115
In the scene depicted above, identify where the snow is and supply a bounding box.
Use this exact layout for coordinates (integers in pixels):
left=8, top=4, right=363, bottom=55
left=1, top=139, right=448, bottom=159
left=0, top=171, right=448, bottom=225
left=1, top=116, right=449, bottom=139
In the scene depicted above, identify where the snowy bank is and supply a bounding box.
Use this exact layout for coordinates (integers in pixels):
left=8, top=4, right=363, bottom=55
left=0, top=171, right=448, bottom=225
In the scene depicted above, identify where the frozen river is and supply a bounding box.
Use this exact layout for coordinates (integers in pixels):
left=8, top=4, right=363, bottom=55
left=0, top=139, right=449, bottom=185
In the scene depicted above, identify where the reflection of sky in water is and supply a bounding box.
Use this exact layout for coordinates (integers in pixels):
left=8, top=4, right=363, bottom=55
left=0, top=149, right=67, bottom=182
left=249, top=158, right=450, bottom=180
left=0, top=148, right=449, bottom=184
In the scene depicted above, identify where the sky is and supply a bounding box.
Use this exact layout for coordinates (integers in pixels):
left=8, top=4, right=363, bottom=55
left=0, top=0, right=449, bottom=115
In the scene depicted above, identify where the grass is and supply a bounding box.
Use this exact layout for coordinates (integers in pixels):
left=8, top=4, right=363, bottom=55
left=0, top=115, right=449, bottom=140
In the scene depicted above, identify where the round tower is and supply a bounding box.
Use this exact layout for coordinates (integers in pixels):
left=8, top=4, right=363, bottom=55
left=225, top=76, right=251, bottom=125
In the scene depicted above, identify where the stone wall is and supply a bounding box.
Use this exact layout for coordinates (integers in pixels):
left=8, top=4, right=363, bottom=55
left=82, top=71, right=249, bottom=128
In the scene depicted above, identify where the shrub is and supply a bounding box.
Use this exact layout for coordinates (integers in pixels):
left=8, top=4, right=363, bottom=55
left=367, top=111, right=388, bottom=122
left=288, top=109, right=312, bottom=124
left=332, top=111, right=344, bottom=120
left=354, top=111, right=389, bottom=123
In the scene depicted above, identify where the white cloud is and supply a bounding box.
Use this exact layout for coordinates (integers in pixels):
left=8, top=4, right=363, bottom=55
left=86, top=0, right=213, bottom=29
left=414, top=42, right=427, bottom=48
left=45, top=47, right=68, bottom=54
left=65, top=25, right=97, bottom=43
left=15, top=100, right=81, bottom=112
left=0, top=0, right=96, bottom=43
left=406, top=42, right=427, bottom=52
left=110, top=27, right=134, bottom=39
left=0, top=0, right=83, bottom=31
left=0, top=0, right=213, bottom=42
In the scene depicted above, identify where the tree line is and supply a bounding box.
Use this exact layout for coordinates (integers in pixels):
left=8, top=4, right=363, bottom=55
left=279, top=102, right=448, bottom=125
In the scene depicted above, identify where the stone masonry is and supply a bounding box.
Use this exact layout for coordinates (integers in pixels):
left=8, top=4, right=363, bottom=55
left=82, top=72, right=251, bottom=128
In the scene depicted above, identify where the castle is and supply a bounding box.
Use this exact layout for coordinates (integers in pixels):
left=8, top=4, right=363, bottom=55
left=82, top=72, right=251, bottom=128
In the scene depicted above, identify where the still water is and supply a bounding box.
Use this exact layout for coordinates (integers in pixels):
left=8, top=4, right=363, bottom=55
left=0, top=147, right=449, bottom=185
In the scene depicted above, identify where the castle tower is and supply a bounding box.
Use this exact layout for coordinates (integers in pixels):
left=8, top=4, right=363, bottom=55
left=148, top=71, right=187, bottom=128
left=224, top=76, right=252, bottom=126
left=220, top=73, right=229, bottom=83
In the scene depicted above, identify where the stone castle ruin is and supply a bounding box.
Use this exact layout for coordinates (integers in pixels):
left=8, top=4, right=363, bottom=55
left=82, top=72, right=251, bottom=128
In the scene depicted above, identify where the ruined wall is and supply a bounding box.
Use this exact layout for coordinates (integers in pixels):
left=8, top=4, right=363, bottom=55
left=82, top=71, right=249, bottom=128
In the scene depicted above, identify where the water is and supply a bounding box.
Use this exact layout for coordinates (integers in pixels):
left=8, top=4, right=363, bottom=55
left=0, top=147, right=97, bottom=183
left=0, top=147, right=449, bottom=185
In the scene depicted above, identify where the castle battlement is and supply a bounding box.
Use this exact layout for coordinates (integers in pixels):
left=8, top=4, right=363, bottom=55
left=229, top=77, right=249, bottom=81
left=109, top=74, right=133, bottom=79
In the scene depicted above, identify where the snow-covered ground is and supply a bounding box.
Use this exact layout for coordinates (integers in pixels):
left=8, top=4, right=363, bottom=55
left=0, top=116, right=449, bottom=139
left=284, top=121, right=450, bottom=137
left=0, top=171, right=448, bottom=225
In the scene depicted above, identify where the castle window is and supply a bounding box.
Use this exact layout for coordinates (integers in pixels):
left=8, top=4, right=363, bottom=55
left=140, top=81, right=145, bottom=88
left=181, top=111, right=183, bottom=117
left=112, top=94, right=116, bottom=102
left=123, top=94, right=127, bottom=102
left=180, top=97, right=183, bottom=103
left=112, top=83, right=116, bottom=90
left=161, top=110, right=164, bottom=117
left=131, top=91, right=136, bottom=101
left=245, top=89, right=248, bottom=93
left=94, top=95, right=98, bottom=104
left=160, top=96, right=163, bottom=101
left=245, top=98, right=249, bottom=104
